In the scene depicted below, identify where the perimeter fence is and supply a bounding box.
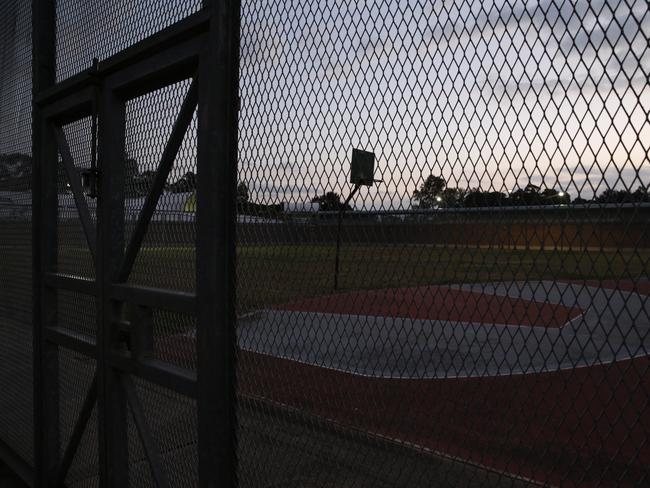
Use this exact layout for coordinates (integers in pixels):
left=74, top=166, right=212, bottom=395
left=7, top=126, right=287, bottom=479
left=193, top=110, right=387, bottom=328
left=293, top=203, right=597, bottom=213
left=0, top=0, right=648, bottom=487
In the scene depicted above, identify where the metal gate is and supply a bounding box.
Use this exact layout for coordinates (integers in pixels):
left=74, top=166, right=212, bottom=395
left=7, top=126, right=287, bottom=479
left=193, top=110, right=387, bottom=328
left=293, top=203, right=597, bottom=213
left=32, top=2, right=239, bottom=486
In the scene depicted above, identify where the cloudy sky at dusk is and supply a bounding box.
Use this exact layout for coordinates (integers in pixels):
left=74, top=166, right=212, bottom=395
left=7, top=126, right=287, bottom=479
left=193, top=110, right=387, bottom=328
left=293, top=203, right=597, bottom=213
left=3, top=0, right=648, bottom=209
left=238, top=0, right=650, bottom=208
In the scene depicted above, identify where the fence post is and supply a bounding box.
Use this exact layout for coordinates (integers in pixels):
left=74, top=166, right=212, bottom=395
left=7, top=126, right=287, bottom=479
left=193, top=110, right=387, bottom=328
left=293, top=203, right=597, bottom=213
left=196, top=0, right=241, bottom=486
left=32, top=1, right=59, bottom=486
left=96, top=88, right=129, bottom=487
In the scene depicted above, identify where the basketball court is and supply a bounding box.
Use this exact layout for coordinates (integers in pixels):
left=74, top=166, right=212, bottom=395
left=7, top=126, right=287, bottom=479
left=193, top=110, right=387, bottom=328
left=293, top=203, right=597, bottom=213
left=228, top=279, right=650, bottom=486
left=239, top=280, right=650, bottom=378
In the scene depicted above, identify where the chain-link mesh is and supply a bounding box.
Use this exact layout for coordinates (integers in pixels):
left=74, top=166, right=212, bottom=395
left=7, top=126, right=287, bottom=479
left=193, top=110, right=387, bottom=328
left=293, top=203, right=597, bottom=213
left=121, top=78, right=199, bottom=487
left=0, top=0, right=34, bottom=468
left=1, top=0, right=649, bottom=486
left=51, top=1, right=202, bottom=486
left=58, top=347, right=99, bottom=487
left=236, top=0, right=649, bottom=486
left=58, top=117, right=97, bottom=281
left=55, top=0, right=201, bottom=81
left=1, top=0, right=203, bottom=484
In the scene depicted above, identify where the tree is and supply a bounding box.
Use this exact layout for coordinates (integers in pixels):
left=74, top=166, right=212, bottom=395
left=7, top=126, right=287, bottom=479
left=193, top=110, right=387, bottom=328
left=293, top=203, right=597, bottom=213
left=168, top=171, right=196, bottom=193
left=509, top=183, right=543, bottom=206
left=632, top=186, right=649, bottom=202
left=412, top=175, right=446, bottom=209
left=0, top=153, right=32, bottom=191
left=595, top=189, right=628, bottom=204
left=0, top=163, right=9, bottom=182
left=237, top=182, right=250, bottom=204
left=439, top=187, right=467, bottom=208
left=56, top=158, right=70, bottom=194
left=507, top=183, right=570, bottom=206
left=124, top=157, right=145, bottom=197
left=540, top=188, right=570, bottom=205
left=128, top=170, right=159, bottom=197
left=596, top=187, right=649, bottom=204
left=125, top=157, right=139, bottom=181
left=464, top=190, right=508, bottom=207
left=312, top=191, right=351, bottom=211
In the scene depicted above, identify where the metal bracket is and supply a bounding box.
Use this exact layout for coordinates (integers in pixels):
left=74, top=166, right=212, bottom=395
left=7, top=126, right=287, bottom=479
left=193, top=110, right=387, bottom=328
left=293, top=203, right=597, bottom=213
left=81, top=168, right=100, bottom=199
left=123, top=304, right=154, bottom=361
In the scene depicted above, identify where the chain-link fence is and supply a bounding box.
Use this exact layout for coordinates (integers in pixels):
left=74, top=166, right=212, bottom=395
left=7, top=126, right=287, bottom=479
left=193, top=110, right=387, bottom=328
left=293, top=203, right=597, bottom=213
left=0, top=0, right=35, bottom=478
left=1, top=0, right=649, bottom=486
left=236, top=1, right=649, bottom=486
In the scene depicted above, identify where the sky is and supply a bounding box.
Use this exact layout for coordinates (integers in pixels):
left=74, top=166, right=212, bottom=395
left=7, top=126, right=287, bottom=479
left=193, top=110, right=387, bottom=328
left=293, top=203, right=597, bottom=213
left=0, top=1, right=32, bottom=163
left=238, top=0, right=650, bottom=209
left=2, top=0, right=649, bottom=210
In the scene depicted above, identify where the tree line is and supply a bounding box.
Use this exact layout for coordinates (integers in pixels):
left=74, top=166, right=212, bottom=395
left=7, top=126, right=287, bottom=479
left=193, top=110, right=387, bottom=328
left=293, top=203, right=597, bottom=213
left=410, top=175, right=649, bottom=208
left=0, top=153, right=198, bottom=196
left=1, top=154, right=648, bottom=208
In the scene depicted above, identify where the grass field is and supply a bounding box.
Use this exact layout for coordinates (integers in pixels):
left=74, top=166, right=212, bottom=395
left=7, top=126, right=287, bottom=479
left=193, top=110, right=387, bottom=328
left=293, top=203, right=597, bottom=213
left=120, top=244, right=650, bottom=312
left=1, top=241, right=643, bottom=315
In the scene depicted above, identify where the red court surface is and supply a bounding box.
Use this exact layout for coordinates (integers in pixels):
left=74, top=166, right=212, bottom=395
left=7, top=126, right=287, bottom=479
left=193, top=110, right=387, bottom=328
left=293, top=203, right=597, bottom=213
left=158, top=280, right=649, bottom=486
left=280, top=285, right=583, bottom=328
left=238, top=351, right=650, bottom=487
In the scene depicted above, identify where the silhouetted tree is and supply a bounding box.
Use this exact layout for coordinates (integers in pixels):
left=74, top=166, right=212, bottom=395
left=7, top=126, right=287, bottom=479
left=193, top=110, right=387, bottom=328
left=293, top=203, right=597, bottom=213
left=596, top=186, right=649, bottom=203
left=124, top=157, right=147, bottom=197
left=56, top=158, right=70, bottom=193
left=0, top=153, right=32, bottom=191
left=237, top=182, right=250, bottom=204
left=464, top=190, right=508, bottom=207
left=128, top=170, right=160, bottom=197
left=541, top=188, right=570, bottom=205
left=168, top=172, right=196, bottom=193
left=572, top=197, right=590, bottom=205
left=509, top=183, right=543, bottom=205
left=412, top=175, right=446, bottom=208
left=312, top=191, right=351, bottom=211
left=632, top=186, right=649, bottom=202
left=439, top=187, right=466, bottom=208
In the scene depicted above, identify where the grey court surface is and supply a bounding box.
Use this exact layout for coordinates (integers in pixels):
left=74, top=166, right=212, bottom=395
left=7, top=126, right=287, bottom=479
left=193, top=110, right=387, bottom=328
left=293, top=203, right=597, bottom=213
left=236, top=280, right=650, bottom=378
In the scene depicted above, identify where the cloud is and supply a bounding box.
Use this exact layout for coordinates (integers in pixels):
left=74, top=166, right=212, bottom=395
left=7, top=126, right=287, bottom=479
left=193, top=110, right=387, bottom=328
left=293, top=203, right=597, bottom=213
left=238, top=0, right=650, bottom=207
